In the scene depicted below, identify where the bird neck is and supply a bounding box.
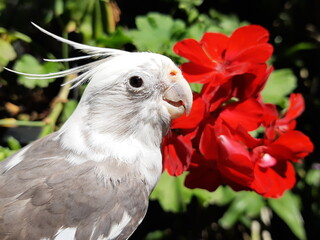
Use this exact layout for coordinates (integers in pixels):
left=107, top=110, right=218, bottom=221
left=57, top=104, right=165, bottom=190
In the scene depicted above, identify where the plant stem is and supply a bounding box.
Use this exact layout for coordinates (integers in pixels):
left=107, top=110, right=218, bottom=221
left=0, top=119, right=46, bottom=127
left=106, top=0, right=116, bottom=33
left=38, top=75, right=73, bottom=138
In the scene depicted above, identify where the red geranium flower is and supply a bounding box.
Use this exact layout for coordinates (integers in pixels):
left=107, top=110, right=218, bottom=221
left=185, top=123, right=255, bottom=192
left=216, top=98, right=264, bottom=131
left=173, top=25, right=273, bottom=85
left=162, top=131, right=194, bottom=176
left=275, top=93, right=305, bottom=132
left=162, top=25, right=314, bottom=199
left=264, top=93, right=305, bottom=140
left=250, top=130, right=314, bottom=197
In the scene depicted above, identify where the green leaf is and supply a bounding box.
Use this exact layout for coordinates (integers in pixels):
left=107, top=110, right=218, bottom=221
left=65, top=0, right=93, bottom=23
left=177, top=0, right=203, bottom=9
left=14, top=54, right=62, bottom=88
left=208, top=9, right=248, bottom=35
left=268, top=191, right=306, bottom=240
left=261, top=69, right=297, bottom=106
left=189, top=83, right=203, bottom=93
left=194, top=186, right=236, bottom=207
left=144, top=230, right=168, bottom=240
left=54, top=0, right=64, bottom=16
left=285, top=42, right=317, bottom=56
left=0, top=146, right=17, bottom=161
left=60, top=100, right=78, bottom=124
left=177, top=0, right=203, bottom=22
left=184, top=21, right=207, bottom=40
left=93, top=27, right=132, bottom=49
left=127, top=13, right=186, bottom=57
left=305, top=169, right=320, bottom=187
left=0, top=28, right=31, bottom=43
left=10, top=31, right=32, bottom=43
left=150, top=171, right=193, bottom=213
left=0, top=38, right=17, bottom=69
left=7, top=136, right=21, bottom=150
left=0, top=1, right=5, bottom=11
left=151, top=172, right=237, bottom=213
left=219, top=191, right=265, bottom=229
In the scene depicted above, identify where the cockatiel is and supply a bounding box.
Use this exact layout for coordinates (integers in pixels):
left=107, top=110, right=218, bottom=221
left=0, top=24, right=192, bottom=240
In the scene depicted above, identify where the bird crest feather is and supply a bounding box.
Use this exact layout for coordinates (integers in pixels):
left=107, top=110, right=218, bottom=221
left=4, top=23, right=130, bottom=88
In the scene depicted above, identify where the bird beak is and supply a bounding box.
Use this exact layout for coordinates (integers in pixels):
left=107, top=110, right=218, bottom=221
left=163, top=76, right=193, bottom=120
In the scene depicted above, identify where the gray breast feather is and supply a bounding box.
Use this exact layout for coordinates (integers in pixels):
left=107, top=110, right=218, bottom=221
left=0, top=133, right=149, bottom=240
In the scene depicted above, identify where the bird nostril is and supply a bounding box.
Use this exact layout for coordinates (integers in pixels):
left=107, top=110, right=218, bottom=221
left=169, top=70, right=178, bottom=76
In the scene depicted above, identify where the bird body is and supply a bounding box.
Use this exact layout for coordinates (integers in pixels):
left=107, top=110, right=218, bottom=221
left=0, top=25, right=192, bottom=240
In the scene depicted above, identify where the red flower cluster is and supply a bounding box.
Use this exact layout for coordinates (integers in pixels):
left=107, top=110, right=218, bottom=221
left=162, top=25, right=314, bottom=198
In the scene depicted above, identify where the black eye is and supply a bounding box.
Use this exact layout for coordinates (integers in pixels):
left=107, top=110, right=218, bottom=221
left=129, top=76, right=144, bottom=88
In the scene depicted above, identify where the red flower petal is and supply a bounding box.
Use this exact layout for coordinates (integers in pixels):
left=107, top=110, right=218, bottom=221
left=199, top=124, right=219, bottom=159
left=185, top=166, right=221, bottom=192
left=223, top=61, right=253, bottom=76
left=200, top=32, right=229, bottom=61
left=185, top=152, right=221, bottom=191
left=171, top=93, right=206, bottom=129
left=201, top=81, right=232, bottom=112
left=227, top=25, right=270, bottom=61
left=233, top=65, right=273, bottom=100
left=217, top=134, right=255, bottom=186
left=162, top=132, right=194, bottom=176
left=278, top=93, right=305, bottom=126
left=262, top=103, right=278, bottom=126
left=268, top=130, right=314, bottom=160
left=228, top=44, right=273, bottom=63
left=180, top=62, right=216, bottom=83
left=173, top=39, right=215, bottom=69
left=251, top=160, right=296, bottom=198
left=233, top=125, right=262, bottom=149
left=218, top=98, right=263, bottom=131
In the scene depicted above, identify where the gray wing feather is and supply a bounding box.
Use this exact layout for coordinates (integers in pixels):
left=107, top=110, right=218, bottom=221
left=0, top=133, right=149, bottom=240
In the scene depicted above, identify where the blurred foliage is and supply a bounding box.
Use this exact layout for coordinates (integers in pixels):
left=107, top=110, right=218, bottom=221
left=0, top=136, right=21, bottom=161
left=0, top=0, right=319, bottom=240
left=268, top=191, right=305, bottom=240
left=261, top=68, right=297, bottom=106
left=127, top=13, right=186, bottom=59
left=13, top=54, right=62, bottom=88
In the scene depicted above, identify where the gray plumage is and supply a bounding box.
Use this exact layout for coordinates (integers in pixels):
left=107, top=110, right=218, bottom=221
left=0, top=24, right=192, bottom=240
left=0, top=133, right=148, bottom=240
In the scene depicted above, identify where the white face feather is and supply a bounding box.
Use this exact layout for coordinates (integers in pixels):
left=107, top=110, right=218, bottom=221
left=82, top=53, right=176, bottom=138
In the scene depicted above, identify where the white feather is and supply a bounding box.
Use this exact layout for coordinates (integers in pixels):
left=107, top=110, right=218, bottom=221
left=5, top=23, right=130, bottom=88
left=54, top=227, right=77, bottom=240
left=31, top=22, right=127, bottom=56
left=4, top=145, right=30, bottom=172
left=104, top=211, right=131, bottom=240
left=43, top=54, right=101, bottom=62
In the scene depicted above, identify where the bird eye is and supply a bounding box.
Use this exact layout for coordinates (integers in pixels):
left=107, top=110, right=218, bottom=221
left=129, top=76, right=144, bottom=88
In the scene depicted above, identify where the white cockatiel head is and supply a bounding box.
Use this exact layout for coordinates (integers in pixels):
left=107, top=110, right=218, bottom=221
left=79, top=52, right=192, bottom=140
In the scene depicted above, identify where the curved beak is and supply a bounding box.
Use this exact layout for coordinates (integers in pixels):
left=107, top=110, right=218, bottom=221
left=163, top=76, right=193, bottom=120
